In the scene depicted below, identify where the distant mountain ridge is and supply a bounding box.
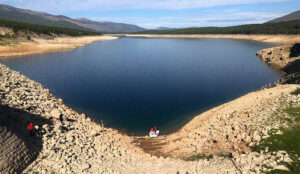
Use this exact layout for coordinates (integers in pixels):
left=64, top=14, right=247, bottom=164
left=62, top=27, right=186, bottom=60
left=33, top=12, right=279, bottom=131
left=0, top=4, right=145, bottom=33
left=74, top=17, right=145, bottom=33
left=155, top=27, right=177, bottom=30
left=267, top=10, right=300, bottom=23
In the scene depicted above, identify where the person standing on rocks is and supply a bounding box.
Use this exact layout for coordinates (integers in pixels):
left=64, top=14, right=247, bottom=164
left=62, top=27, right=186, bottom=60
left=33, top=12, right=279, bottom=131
left=28, top=122, right=35, bottom=137
left=154, top=126, right=159, bottom=136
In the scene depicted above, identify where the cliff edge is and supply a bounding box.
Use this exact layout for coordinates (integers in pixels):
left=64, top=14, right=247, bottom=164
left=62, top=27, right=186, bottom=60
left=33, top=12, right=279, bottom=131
left=256, top=43, right=300, bottom=84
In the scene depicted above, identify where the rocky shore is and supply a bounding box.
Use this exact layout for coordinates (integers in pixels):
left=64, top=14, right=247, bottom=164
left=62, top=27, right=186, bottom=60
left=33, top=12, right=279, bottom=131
left=256, top=43, right=300, bottom=83
left=140, top=84, right=299, bottom=155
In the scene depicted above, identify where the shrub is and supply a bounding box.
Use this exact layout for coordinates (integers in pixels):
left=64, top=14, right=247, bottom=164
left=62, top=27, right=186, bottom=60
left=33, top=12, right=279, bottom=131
left=26, top=35, right=31, bottom=40
left=291, top=88, right=300, bottom=95
left=186, top=154, right=213, bottom=161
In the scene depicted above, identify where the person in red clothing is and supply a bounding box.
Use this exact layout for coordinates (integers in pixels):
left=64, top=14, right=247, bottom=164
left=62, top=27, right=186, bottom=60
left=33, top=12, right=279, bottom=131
left=28, top=122, right=35, bottom=137
left=153, top=126, right=159, bottom=135
left=150, top=128, right=154, bottom=132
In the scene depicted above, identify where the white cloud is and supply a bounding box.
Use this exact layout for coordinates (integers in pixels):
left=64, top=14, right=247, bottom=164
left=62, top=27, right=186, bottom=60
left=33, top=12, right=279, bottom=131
left=92, top=12, right=285, bottom=28
left=3, top=0, right=289, bottom=13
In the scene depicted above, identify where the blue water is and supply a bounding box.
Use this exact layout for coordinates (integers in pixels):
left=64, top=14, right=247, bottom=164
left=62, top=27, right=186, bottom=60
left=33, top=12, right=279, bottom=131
left=0, top=37, right=281, bottom=135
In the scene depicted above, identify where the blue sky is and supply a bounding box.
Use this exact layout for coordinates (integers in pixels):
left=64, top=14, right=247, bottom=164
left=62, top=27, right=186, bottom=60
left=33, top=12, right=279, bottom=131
left=2, top=0, right=300, bottom=29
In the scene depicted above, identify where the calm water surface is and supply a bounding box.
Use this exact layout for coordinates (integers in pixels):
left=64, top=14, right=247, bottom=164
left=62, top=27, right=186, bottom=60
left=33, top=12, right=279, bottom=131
left=0, top=37, right=281, bottom=135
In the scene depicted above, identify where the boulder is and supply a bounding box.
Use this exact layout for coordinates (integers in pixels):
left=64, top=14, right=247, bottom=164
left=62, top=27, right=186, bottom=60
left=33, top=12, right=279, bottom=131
left=252, top=134, right=261, bottom=142
left=80, top=114, right=86, bottom=119
left=274, top=165, right=290, bottom=171
left=90, top=129, right=99, bottom=137
left=81, top=163, right=91, bottom=170
left=50, top=109, right=61, bottom=119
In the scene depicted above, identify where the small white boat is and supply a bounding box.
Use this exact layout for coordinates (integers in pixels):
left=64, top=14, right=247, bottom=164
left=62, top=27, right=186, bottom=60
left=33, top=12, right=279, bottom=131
left=149, top=130, right=160, bottom=138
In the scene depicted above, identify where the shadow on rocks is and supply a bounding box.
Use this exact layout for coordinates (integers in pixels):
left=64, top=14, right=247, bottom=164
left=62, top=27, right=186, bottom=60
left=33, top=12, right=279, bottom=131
left=281, top=59, right=300, bottom=84
left=0, top=103, right=53, bottom=173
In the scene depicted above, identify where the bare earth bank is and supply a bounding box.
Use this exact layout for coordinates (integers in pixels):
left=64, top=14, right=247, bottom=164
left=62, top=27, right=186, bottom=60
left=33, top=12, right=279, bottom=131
left=0, top=36, right=118, bottom=57
left=124, top=34, right=300, bottom=44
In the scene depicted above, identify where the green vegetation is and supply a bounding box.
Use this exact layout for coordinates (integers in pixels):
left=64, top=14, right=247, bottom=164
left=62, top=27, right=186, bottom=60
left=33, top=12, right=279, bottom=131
left=185, top=153, right=232, bottom=162
left=0, top=34, right=19, bottom=46
left=0, top=18, right=101, bottom=36
left=0, top=33, right=16, bottom=39
left=216, top=153, right=233, bottom=158
left=285, top=107, right=300, bottom=121
left=185, top=154, right=214, bottom=161
left=254, top=107, right=300, bottom=173
left=291, top=88, right=300, bottom=95
left=26, top=35, right=31, bottom=40
left=136, top=20, right=300, bottom=35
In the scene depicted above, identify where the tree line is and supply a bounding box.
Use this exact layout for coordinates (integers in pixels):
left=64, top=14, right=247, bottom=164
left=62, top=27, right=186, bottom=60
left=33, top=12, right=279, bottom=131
left=0, top=18, right=101, bottom=36
left=136, top=20, right=300, bottom=35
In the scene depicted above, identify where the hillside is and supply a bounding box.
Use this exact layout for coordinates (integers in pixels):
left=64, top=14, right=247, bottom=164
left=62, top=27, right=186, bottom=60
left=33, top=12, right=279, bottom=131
left=0, top=4, right=145, bottom=33
left=136, top=20, right=300, bottom=35
left=74, top=18, right=145, bottom=33
left=268, top=10, right=300, bottom=23
left=0, top=4, right=89, bottom=31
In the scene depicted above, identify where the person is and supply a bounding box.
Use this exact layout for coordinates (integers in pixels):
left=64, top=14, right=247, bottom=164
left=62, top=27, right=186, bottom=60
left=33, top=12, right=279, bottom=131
left=154, top=126, right=159, bottom=135
left=149, top=128, right=156, bottom=137
left=28, top=122, right=35, bottom=137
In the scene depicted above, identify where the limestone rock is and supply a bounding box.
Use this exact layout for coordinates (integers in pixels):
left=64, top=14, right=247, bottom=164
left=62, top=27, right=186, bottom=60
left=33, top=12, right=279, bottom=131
left=90, top=129, right=98, bottom=137
left=274, top=165, right=290, bottom=171
left=50, top=109, right=61, bottom=119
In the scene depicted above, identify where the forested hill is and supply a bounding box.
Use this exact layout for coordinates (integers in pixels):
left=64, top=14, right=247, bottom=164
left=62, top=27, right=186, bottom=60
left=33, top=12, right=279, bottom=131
left=0, top=4, right=145, bottom=33
left=0, top=4, right=90, bottom=31
left=136, top=20, right=300, bottom=35
left=0, top=18, right=101, bottom=36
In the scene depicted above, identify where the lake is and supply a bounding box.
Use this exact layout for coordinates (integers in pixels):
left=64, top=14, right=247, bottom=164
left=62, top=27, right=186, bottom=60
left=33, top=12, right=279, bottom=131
left=0, top=37, right=281, bottom=135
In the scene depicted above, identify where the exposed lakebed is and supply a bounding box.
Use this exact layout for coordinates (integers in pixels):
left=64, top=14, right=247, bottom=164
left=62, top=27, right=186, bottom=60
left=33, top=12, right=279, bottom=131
left=0, top=37, right=281, bottom=135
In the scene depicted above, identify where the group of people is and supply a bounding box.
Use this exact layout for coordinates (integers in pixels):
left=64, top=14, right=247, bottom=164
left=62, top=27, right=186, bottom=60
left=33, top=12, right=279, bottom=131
left=149, top=126, right=160, bottom=138
left=29, top=122, right=160, bottom=138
